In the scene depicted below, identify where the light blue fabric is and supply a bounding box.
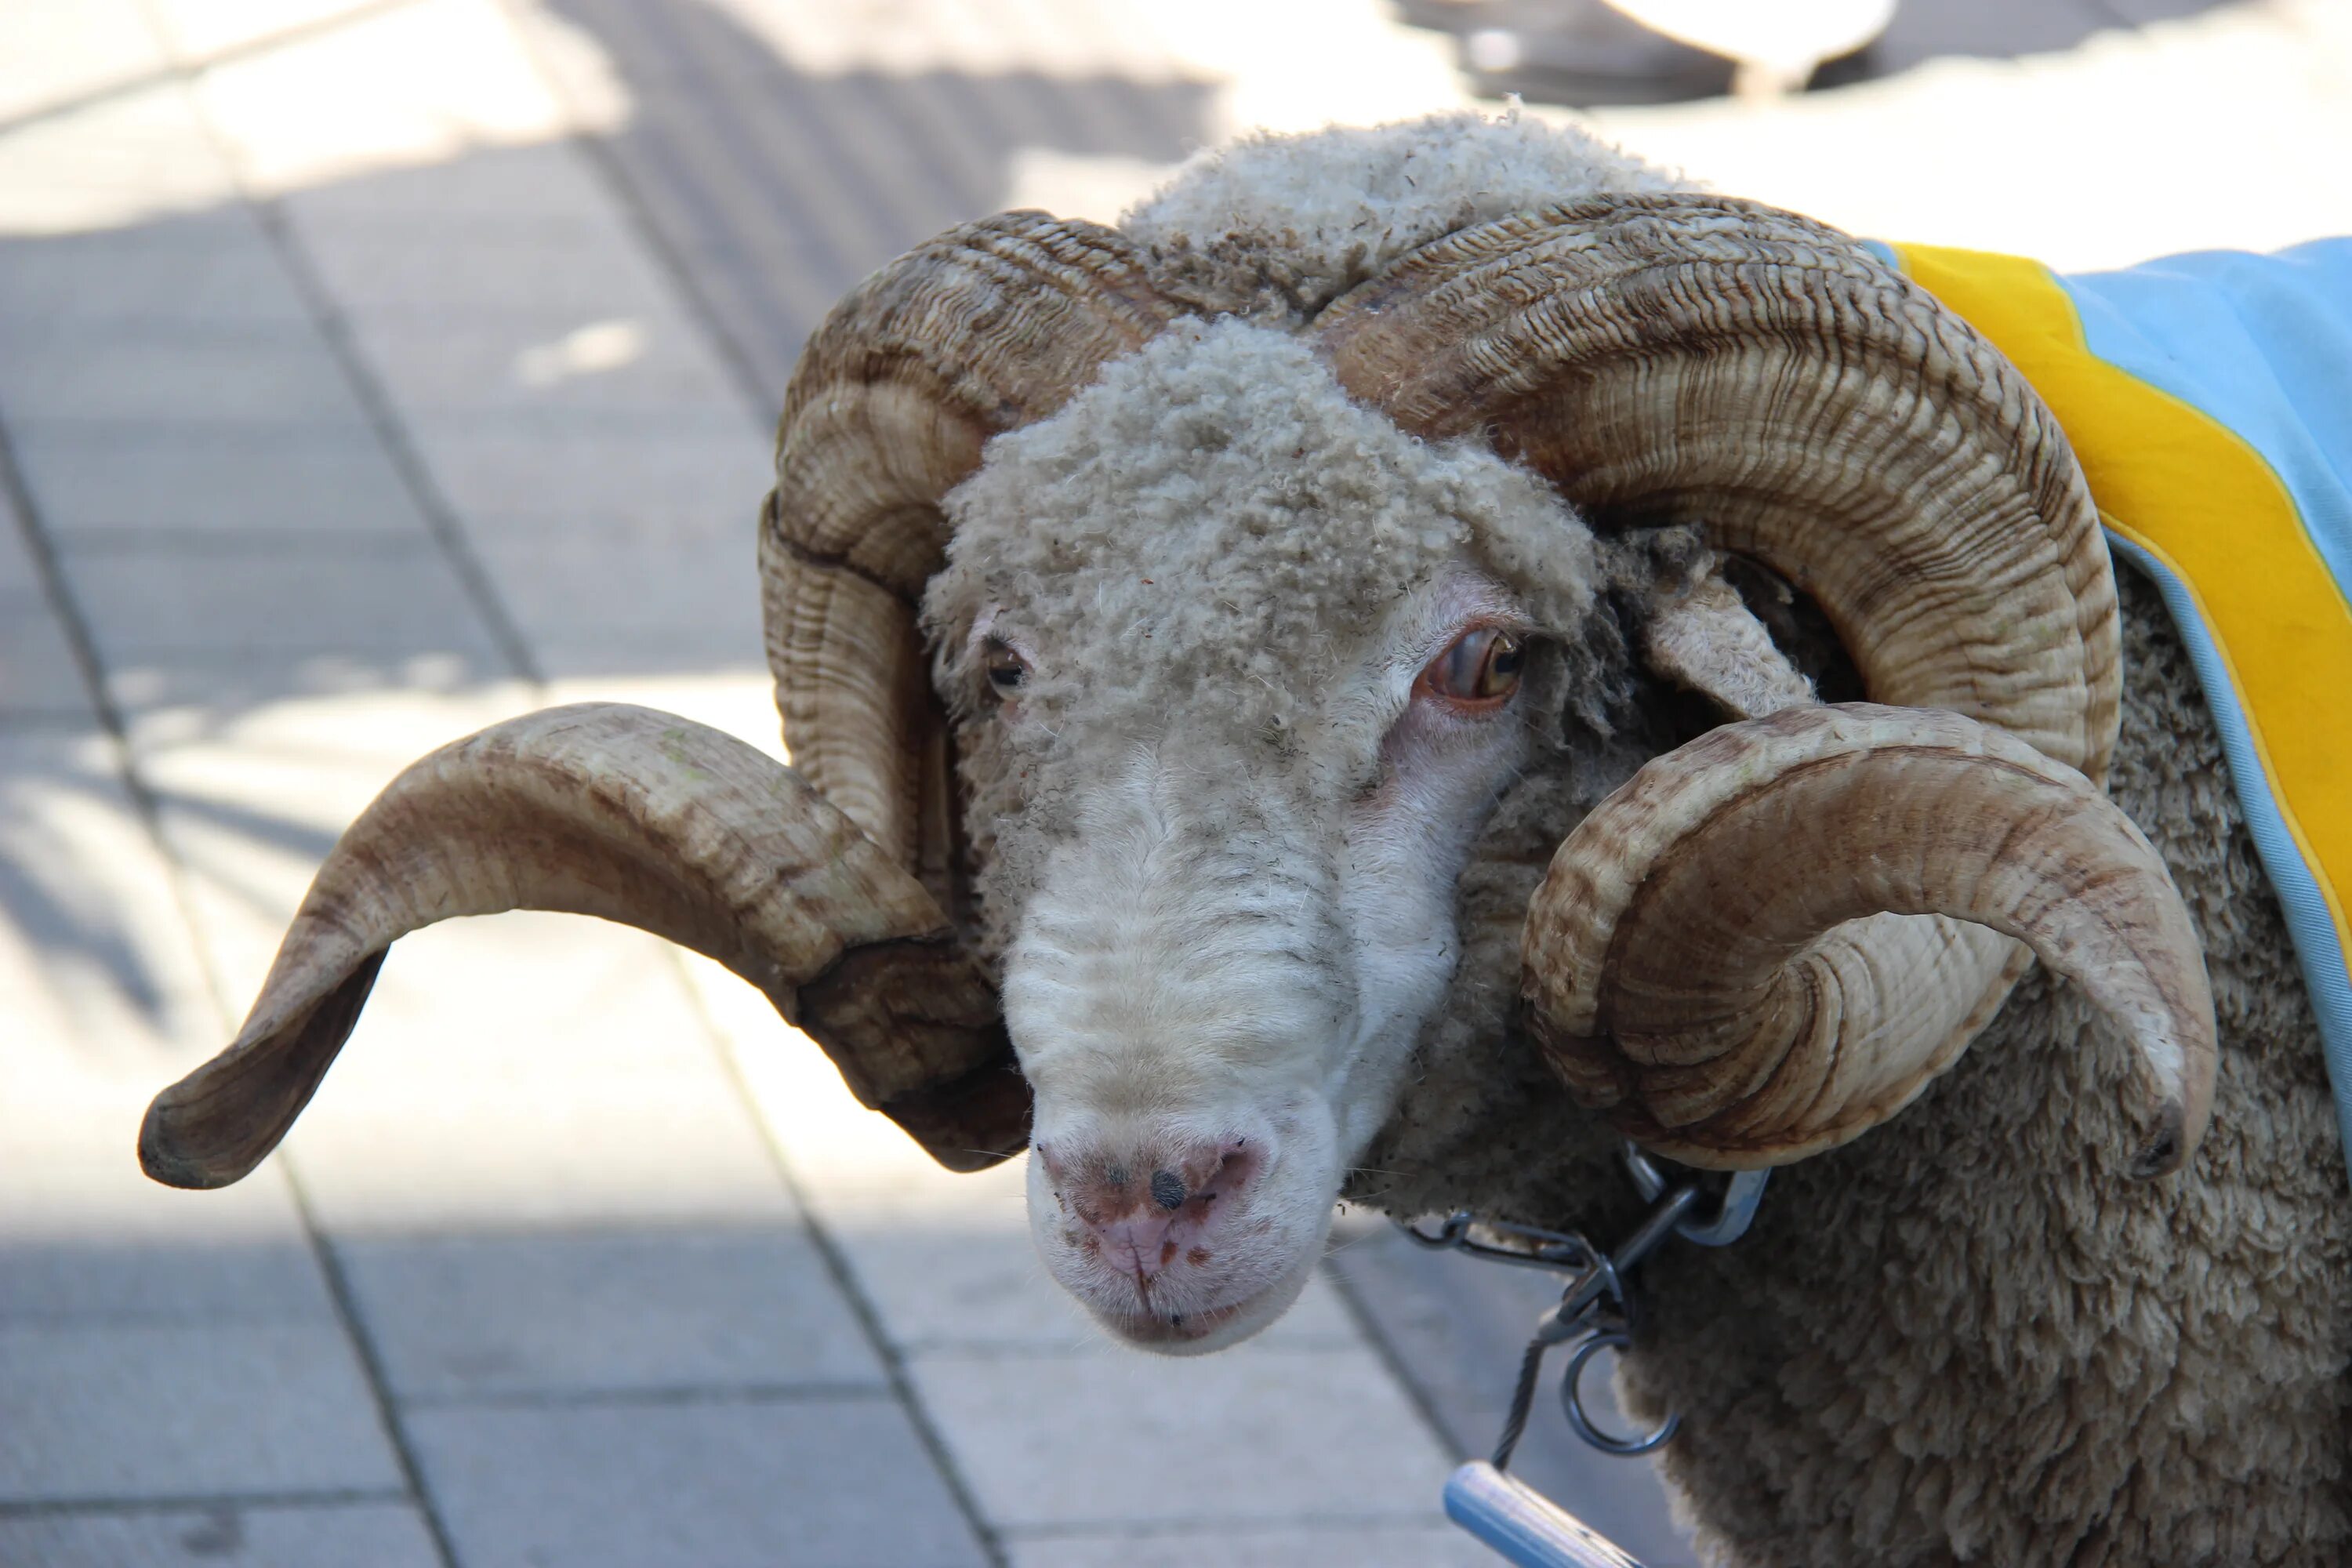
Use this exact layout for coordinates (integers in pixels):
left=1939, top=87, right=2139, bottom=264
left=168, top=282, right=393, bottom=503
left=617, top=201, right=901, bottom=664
left=2057, top=244, right=2352, bottom=1180
left=2061, top=241, right=2352, bottom=615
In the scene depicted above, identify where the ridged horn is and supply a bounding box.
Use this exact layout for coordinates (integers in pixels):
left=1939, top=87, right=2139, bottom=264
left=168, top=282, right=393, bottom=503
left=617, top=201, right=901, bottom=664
left=140, top=704, right=1025, bottom=1189
left=759, top=210, right=1181, bottom=1168
left=1523, top=704, right=2216, bottom=1175
left=764, top=211, right=1182, bottom=907
left=1316, top=194, right=2131, bottom=1157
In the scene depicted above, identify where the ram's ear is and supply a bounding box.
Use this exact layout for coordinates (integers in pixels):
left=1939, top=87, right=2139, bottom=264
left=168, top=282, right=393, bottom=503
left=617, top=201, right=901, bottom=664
left=1639, top=564, right=1816, bottom=720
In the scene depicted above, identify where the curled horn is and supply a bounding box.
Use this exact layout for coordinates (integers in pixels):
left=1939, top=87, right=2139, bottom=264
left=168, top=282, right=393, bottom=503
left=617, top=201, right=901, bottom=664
left=1318, top=193, right=2214, bottom=1168
left=141, top=705, right=1018, bottom=1187
left=1523, top=704, right=2215, bottom=1175
left=145, top=217, right=1180, bottom=1185
left=765, top=211, right=1181, bottom=905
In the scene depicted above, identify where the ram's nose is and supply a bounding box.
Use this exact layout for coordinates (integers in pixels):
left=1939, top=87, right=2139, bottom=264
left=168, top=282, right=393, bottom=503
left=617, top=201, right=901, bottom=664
left=1036, top=1136, right=1260, bottom=1287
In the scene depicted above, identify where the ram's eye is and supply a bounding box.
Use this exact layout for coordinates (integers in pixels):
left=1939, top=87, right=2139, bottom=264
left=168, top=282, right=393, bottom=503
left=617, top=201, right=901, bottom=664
left=984, top=638, right=1029, bottom=696
left=1419, top=628, right=1524, bottom=707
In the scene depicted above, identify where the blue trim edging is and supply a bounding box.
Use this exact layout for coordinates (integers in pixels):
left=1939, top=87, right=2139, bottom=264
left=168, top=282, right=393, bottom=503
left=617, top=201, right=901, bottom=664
left=2105, top=533, right=2352, bottom=1189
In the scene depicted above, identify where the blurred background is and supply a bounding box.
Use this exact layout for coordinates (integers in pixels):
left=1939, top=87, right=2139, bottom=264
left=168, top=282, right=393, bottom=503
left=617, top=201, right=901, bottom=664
left=2, top=2, right=2347, bottom=1565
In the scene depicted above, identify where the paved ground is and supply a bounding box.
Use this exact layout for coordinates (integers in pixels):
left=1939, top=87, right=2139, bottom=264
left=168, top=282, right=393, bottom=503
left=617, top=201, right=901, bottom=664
left=2, top=2, right=2348, bottom=1565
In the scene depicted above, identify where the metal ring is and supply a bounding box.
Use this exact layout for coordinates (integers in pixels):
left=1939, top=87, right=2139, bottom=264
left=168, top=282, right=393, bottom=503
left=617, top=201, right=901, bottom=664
left=1559, top=1330, right=1680, bottom=1456
left=1621, top=1143, right=1770, bottom=1248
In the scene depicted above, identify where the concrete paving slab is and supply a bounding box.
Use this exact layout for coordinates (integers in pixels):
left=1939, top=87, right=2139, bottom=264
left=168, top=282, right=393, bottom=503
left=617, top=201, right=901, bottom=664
left=910, top=1338, right=1459, bottom=1533
left=287, top=140, right=619, bottom=226
left=145, top=0, right=388, bottom=63
left=337, top=1223, right=884, bottom=1399
left=1007, top=1519, right=1497, bottom=1567
left=0, top=1499, right=439, bottom=1568
left=5, top=422, right=427, bottom=538
left=406, top=1396, right=990, bottom=1568
left=0, top=1319, right=403, bottom=1502
left=190, top=0, right=572, bottom=200
left=266, top=915, right=800, bottom=1232
left=0, top=0, right=172, bottom=125
left=0, top=599, right=90, bottom=722
left=0, top=728, right=222, bottom=1069
left=1583, top=1, right=2352, bottom=271
left=0, top=499, right=93, bottom=722
left=336, top=311, right=743, bottom=423
left=0, top=209, right=303, bottom=336
left=0, top=325, right=367, bottom=426
left=289, top=217, right=689, bottom=324
left=0, top=1071, right=328, bottom=1323
left=474, top=530, right=762, bottom=677
left=60, top=539, right=504, bottom=668
left=412, top=421, right=768, bottom=532
left=0, top=80, right=237, bottom=238
left=0, top=725, right=334, bottom=1326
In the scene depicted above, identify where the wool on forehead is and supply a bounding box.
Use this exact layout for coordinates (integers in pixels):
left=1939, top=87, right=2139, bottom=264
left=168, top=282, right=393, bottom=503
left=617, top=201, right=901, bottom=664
left=924, top=317, right=1602, bottom=743
left=1121, top=108, right=1683, bottom=322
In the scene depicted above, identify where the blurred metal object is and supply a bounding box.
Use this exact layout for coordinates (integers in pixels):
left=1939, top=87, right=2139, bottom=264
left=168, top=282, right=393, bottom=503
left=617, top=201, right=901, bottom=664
left=1446, top=1461, right=1650, bottom=1568
left=1403, top=1147, right=1767, bottom=1478
left=1559, top=1330, right=1678, bottom=1454
left=1621, top=1145, right=1769, bottom=1247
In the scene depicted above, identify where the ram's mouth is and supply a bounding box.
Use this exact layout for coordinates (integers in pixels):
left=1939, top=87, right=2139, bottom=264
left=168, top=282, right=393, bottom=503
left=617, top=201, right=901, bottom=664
left=1097, top=1290, right=1263, bottom=1352
left=1104, top=1299, right=1247, bottom=1345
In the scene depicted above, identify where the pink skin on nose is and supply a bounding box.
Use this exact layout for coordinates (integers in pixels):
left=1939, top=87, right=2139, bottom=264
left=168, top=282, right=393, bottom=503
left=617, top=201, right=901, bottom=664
left=1039, top=1138, right=1261, bottom=1298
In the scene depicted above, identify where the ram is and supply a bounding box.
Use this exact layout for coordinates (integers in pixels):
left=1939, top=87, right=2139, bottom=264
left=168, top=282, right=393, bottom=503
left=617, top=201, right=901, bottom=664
left=140, top=114, right=2350, bottom=1564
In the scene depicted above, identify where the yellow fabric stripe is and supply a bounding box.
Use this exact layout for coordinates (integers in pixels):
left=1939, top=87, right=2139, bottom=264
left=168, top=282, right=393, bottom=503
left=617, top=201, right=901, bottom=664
left=1889, top=242, right=2352, bottom=956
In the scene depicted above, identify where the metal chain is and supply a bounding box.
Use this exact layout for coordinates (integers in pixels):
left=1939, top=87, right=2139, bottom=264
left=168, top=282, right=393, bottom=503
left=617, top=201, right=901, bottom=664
left=1401, top=1143, right=1768, bottom=1467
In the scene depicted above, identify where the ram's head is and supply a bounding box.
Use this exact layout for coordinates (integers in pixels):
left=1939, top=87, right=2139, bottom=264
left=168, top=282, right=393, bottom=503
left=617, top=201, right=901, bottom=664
left=141, top=131, right=2217, bottom=1357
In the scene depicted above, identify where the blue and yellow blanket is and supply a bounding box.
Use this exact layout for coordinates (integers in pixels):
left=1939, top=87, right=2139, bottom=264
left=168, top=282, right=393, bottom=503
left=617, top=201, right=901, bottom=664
left=1864, top=238, right=2352, bottom=1184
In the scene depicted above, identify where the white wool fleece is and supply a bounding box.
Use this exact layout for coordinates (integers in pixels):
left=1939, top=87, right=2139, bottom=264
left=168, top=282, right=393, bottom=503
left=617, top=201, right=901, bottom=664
left=921, top=319, right=1625, bottom=962
left=1121, top=107, right=1687, bottom=321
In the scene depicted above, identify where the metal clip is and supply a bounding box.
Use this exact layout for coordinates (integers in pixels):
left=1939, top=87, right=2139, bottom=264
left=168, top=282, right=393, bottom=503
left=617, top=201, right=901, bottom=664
left=1618, top=1143, right=1769, bottom=1248
left=1559, top=1330, right=1678, bottom=1456
left=1402, top=1149, right=1769, bottom=1468
left=1401, top=1211, right=1604, bottom=1276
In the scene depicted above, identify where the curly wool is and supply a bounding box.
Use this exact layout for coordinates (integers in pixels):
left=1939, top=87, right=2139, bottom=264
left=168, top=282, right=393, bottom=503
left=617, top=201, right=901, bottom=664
left=922, top=318, right=1626, bottom=960
left=1120, top=107, right=1684, bottom=321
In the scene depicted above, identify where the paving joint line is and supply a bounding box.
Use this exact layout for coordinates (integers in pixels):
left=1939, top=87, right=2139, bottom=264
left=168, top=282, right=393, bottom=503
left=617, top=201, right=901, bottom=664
left=396, top=1380, right=895, bottom=1411
left=129, top=1, right=547, bottom=693
left=82, top=14, right=506, bottom=1566
left=230, top=194, right=548, bottom=688
left=0, top=1489, right=412, bottom=1519
left=1319, top=1243, right=1475, bottom=1461
left=0, top=0, right=434, bottom=142
left=1, top=404, right=457, bottom=1568
left=492, top=0, right=785, bottom=425
left=495, top=9, right=1014, bottom=1558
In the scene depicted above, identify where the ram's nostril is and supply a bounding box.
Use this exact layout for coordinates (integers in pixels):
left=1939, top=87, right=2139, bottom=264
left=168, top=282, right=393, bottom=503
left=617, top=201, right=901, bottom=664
left=1149, top=1170, right=1186, bottom=1210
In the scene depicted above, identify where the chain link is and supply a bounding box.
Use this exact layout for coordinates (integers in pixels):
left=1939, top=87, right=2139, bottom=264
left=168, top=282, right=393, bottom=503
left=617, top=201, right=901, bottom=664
left=1399, top=1143, right=1768, bottom=1467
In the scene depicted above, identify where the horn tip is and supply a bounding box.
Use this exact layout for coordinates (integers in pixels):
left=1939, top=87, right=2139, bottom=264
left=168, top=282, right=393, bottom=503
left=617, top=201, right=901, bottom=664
left=2127, top=1099, right=2190, bottom=1181
left=137, top=1096, right=254, bottom=1190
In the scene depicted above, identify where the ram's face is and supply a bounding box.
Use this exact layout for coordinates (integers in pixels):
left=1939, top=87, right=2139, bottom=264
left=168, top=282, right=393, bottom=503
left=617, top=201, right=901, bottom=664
left=924, top=323, right=1607, bottom=1351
